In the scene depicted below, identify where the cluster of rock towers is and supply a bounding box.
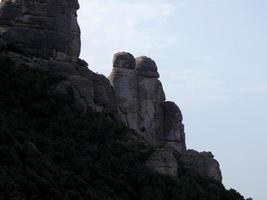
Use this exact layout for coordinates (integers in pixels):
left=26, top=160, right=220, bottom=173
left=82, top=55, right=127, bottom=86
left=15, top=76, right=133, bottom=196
left=109, top=52, right=186, bottom=154
left=0, top=0, right=222, bottom=181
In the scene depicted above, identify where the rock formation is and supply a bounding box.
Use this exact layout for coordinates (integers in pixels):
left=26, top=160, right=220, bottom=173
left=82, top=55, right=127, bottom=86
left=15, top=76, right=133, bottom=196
left=179, top=150, right=222, bottom=181
left=109, top=52, right=222, bottom=181
left=146, top=147, right=178, bottom=176
left=163, top=101, right=186, bottom=153
left=0, top=0, right=222, bottom=182
left=136, top=56, right=166, bottom=145
left=0, top=0, right=81, bottom=62
left=109, top=53, right=186, bottom=152
left=109, top=52, right=139, bottom=130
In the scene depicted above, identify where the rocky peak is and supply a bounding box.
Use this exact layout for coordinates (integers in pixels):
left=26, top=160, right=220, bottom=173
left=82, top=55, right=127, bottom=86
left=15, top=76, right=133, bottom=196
left=136, top=56, right=159, bottom=78
left=113, top=52, right=136, bottom=69
left=135, top=56, right=165, bottom=144
left=0, top=0, right=81, bottom=62
left=0, top=1, right=222, bottom=182
left=109, top=52, right=222, bottom=181
left=109, top=52, right=185, bottom=152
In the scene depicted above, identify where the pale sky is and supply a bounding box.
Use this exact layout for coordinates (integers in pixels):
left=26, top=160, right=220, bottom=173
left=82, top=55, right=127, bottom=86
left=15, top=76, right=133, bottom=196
left=78, top=1, right=267, bottom=199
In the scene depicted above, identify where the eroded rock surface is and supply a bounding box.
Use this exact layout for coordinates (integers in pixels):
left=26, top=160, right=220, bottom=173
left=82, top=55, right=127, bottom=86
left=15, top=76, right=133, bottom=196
left=146, top=147, right=178, bottom=176
left=0, top=0, right=81, bottom=62
left=109, top=53, right=186, bottom=152
left=109, top=52, right=139, bottom=130
left=163, top=101, right=186, bottom=153
left=136, top=56, right=166, bottom=145
left=1, top=51, right=118, bottom=117
left=108, top=52, right=222, bottom=180
left=179, top=150, right=222, bottom=181
left=136, top=56, right=160, bottom=78
left=0, top=0, right=222, bottom=182
left=109, top=53, right=189, bottom=177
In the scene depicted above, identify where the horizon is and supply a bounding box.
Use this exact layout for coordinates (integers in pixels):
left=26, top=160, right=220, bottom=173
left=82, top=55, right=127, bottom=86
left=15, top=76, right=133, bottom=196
left=78, top=0, right=267, bottom=199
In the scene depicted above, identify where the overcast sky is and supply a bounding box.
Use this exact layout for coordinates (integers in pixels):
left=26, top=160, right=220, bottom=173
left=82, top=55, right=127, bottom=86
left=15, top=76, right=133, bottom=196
left=78, top=0, right=267, bottom=199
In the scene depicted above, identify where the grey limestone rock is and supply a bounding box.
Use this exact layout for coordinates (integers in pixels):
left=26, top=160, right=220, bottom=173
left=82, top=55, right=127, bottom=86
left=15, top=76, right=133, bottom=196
left=179, top=150, right=222, bottom=182
left=136, top=56, right=159, bottom=78
left=0, top=0, right=81, bottom=62
left=109, top=52, right=139, bottom=130
left=113, top=52, right=135, bottom=69
left=0, top=0, right=223, bottom=181
left=162, top=101, right=186, bottom=153
left=109, top=53, right=186, bottom=152
left=109, top=53, right=188, bottom=177
left=136, top=56, right=166, bottom=145
left=91, top=73, right=118, bottom=114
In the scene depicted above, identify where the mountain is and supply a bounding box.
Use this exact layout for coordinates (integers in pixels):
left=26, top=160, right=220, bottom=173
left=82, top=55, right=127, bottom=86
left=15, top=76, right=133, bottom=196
left=0, top=0, right=245, bottom=199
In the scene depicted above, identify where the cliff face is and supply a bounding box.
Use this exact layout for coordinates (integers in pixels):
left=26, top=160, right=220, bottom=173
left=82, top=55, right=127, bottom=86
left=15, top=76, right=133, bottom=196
left=109, top=53, right=139, bottom=130
left=0, top=0, right=222, bottom=182
left=0, top=0, right=80, bottom=62
left=179, top=150, right=222, bottom=182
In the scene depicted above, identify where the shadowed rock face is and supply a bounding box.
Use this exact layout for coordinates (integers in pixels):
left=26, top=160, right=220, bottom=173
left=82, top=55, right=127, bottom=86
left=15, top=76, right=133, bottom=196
left=146, top=148, right=178, bottom=176
left=0, top=0, right=81, bottom=62
left=179, top=150, right=223, bottom=182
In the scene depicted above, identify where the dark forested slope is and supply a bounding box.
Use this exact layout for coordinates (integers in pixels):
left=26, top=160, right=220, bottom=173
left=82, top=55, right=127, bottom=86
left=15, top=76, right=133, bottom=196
left=0, top=56, right=244, bottom=200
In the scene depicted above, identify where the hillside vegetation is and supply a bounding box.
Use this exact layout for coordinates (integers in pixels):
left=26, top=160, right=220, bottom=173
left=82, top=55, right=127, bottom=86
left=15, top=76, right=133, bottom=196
left=0, top=56, right=244, bottom=200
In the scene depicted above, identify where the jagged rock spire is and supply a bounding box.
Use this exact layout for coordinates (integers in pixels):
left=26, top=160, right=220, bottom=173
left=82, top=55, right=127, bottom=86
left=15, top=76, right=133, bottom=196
left=0, top=0, right=81, bottom=62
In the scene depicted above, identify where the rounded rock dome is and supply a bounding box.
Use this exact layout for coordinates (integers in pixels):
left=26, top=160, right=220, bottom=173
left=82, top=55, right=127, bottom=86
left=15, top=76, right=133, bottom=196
left=135, top=56, right=159, bottom=78
left=113, top=52, right=136, bottom=69
left=135, top=56, right=158, bottom=73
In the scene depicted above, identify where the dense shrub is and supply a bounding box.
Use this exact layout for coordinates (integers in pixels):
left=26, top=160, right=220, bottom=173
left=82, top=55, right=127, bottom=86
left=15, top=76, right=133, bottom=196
left=0, top=56, right=244, bottom=200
